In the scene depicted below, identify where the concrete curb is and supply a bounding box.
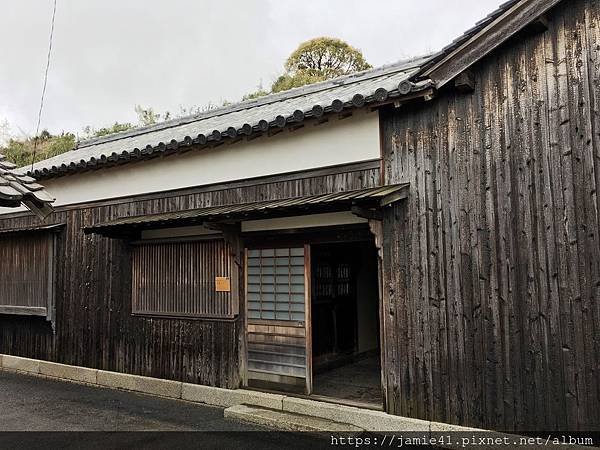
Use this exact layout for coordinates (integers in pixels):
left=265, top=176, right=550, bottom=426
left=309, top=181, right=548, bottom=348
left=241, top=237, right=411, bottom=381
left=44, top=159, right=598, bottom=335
left=0, top=353, right=487, bottom=435
left=281, top=396, right=434, bottom=432
left=225, top=404, right=364, bottom=432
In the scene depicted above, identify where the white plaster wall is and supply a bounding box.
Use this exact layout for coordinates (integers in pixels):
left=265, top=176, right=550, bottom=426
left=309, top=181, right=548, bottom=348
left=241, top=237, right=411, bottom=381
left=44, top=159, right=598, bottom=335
left=241, top=212, right=366, bottom=232
left=134, top=213, right=367, bottom=239
left=0, top=110, right=380, bottom=215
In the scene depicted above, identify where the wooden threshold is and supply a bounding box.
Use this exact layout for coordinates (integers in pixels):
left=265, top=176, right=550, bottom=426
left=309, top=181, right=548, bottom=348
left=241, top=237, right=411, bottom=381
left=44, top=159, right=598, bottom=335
left=308, top=394, right=383, bottom=412
left=246, top=385, right=384, bottom=411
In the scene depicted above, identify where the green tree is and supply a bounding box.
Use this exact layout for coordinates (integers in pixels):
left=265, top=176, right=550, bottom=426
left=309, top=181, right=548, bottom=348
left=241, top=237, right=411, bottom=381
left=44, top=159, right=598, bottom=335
left=134, top=105, right=171, bottom=126
left=285, top=37, right=371, bottom=78
left=1, top=130, right=76, bottom=167
left=246, top=37, right=371, bottom=96
left=271, top=72, right=326, bottom=94
left=82, top=122, right=134, bottom=139
left=242, top=89, right=269, bottom=101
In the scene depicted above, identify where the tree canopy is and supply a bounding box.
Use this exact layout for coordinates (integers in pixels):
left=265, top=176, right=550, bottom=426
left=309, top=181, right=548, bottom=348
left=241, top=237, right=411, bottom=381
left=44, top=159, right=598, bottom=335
left=248, top=37, right=371, bottom=95
left=1, top=131, right=76, bottom=168
left=285, top=37, right=371, bottom=79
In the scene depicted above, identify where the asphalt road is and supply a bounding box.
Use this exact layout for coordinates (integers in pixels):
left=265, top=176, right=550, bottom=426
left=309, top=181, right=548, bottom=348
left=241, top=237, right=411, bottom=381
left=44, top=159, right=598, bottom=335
left=0, top=370, right=330, bottom=450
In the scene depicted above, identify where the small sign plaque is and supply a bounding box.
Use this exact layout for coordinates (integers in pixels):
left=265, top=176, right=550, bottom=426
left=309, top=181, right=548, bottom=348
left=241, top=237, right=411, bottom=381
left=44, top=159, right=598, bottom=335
left=215, top=276, right=231, bottom=292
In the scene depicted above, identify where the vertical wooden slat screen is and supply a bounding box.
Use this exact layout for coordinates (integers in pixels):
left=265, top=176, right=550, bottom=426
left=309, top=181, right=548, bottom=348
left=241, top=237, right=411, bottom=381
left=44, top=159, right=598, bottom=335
left=0, top=232, right=53, bottom=316
left=131, top=239, right=234, bottom=318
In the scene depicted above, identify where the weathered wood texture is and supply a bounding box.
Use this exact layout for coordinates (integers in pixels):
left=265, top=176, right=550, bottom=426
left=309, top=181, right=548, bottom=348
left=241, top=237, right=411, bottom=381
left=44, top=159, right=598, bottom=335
left=0, top=165, right=379, bottom=388
left=131, top=239, right=234, bottom=318
left=0, top=232, right=52, bottom=310
left=381, top=0, right=600, bottom=431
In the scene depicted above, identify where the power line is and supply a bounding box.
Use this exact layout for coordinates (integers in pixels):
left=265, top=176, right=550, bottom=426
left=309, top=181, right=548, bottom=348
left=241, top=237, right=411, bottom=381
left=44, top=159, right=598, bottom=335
left=31, top=0, right=57, bottom=172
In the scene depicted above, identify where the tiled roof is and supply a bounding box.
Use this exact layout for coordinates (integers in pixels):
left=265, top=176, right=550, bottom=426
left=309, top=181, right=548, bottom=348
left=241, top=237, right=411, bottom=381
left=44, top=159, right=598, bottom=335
left=26, top=0, right=557, bottom=182
left=0, top=154, right=54, bottom=217
left=420, top=0, right=521, bottom=71
left=29, top=55, right=434, bottom=179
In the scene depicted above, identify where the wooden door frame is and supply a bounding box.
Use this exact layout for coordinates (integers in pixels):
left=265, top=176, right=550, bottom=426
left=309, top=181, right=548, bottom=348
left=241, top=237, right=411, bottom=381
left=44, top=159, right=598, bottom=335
left=369, top=218, right=388, bottom=413
left=304, top=243, right=313, bottom=395
left=241, top=248, right=249, bottom=387
left=241, top=236, right=384, bottom=405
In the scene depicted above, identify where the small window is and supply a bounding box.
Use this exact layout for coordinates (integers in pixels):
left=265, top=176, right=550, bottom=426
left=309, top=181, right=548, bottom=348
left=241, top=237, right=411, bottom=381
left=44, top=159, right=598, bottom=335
left=131, top=238, right=236, bottom=318
left=0, top=232, right=55, bottom=319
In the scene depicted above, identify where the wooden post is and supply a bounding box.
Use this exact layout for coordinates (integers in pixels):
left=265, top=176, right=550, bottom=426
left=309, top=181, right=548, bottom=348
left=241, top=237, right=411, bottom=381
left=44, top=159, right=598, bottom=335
left=304, top=244, right=313, bottom=395
left=241, top=249, right=248, bottom=387
left=368, top=217, right=388, bottom=412
left=47, top=233, right=57, bottom=332
left=527, top=14, right=549, bottom=33
left=208, top=222, right=246, bottom=387
left=455, top=70, right=475, bottom=93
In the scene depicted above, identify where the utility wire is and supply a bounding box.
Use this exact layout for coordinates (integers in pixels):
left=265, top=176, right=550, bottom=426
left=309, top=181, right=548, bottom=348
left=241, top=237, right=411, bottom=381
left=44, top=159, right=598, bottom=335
left=31, top=0, right=57, bottom=172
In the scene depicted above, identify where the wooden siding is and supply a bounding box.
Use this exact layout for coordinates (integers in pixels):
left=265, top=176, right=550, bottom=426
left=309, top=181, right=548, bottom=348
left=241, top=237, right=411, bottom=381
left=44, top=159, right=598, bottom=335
left=247, top=323, right=307, bottom=379
left=381, top=0, right=600, bottom=431
left=0, top=232, right=52, bottom=313
left=131, top=239, right=234, bottom=318
left=0, top=164, right=379, bottom=389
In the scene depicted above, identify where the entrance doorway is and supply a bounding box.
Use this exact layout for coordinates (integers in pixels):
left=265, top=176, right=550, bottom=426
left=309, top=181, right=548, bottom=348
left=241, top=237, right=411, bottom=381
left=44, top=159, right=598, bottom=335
left=243, top=232, right=382, bottom=407
left=310, top=241, right=382, bottom=407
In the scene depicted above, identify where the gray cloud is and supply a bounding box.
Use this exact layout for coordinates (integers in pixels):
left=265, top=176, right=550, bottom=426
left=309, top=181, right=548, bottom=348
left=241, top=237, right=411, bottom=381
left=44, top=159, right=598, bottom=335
left=0, top=0, right=502, bottom=138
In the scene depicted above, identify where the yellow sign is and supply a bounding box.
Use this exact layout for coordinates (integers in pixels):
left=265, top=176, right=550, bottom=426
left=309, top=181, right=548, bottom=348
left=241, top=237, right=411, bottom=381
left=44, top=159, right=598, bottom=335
left=215, top=277, right=231, bottom=292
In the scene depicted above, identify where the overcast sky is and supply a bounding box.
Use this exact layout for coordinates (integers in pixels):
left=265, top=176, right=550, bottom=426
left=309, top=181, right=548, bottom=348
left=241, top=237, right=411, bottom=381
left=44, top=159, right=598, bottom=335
left=0, top=0, right=502, bottom=140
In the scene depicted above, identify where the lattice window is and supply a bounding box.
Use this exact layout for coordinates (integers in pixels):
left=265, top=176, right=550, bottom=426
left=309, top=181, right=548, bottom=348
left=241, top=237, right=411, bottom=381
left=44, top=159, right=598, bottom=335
left=0, top=232, right=55, bottom=319
left=247, top=247, right=305, bottom=322
left=131, top=239, right=235, bottom=318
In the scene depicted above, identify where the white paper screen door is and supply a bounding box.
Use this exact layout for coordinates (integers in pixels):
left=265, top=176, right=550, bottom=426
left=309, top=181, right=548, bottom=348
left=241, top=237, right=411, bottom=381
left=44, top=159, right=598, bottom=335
left=245, top=246, right=311, bottom=393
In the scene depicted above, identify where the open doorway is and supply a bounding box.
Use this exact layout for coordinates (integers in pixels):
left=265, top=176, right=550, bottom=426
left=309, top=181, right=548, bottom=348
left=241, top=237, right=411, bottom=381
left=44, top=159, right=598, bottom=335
left=310, top=240, right=382, bottom=407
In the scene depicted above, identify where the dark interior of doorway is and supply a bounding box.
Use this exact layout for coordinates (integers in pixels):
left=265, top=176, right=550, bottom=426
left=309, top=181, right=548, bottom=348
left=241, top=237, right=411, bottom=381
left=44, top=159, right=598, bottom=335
left=311, top=240, right=382, bottom=407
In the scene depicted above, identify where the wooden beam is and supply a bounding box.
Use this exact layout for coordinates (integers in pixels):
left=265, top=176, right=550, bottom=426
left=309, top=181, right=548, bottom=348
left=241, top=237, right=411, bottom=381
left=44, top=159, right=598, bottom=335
left=370, top=88, right=436, bottom=112
left=423, top=91, right=435, bottom=102
left=380, top=185, right=409, bottom=207
left=526, top=14, right=549, bottom=33
left=368, top=219, right=383, bottom=260
left=455, top=70, right=476, bottom=93
left=0, top=306, right=47, bottom=317
left=367, top=218, right=387, bottom=411
left=210, top=223, right=243, bottom=314
left=351, top=205, right=382, bottom=221
left=423, top=0, right=563, bottom=87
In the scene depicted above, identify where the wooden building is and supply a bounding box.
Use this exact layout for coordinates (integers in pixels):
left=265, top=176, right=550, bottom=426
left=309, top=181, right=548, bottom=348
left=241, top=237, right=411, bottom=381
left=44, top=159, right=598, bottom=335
left=0, top=153, right=54, bottom=217
left=0, top=0, right=598, bottom=432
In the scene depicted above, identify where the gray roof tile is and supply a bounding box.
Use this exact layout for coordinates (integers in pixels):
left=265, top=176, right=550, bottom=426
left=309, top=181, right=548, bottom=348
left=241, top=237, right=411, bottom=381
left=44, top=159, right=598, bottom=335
left=29, top=55, right=434, bottom=178
left=26, top=0, right=549, bottom=182
left=0, top=153, right=55, bottom=216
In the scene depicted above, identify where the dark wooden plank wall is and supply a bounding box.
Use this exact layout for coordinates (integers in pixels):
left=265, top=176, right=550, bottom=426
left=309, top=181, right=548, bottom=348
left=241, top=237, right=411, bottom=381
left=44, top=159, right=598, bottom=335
left=0, top=164, right=379, bottom=389
left=381, top=0, right=600, bottom=431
